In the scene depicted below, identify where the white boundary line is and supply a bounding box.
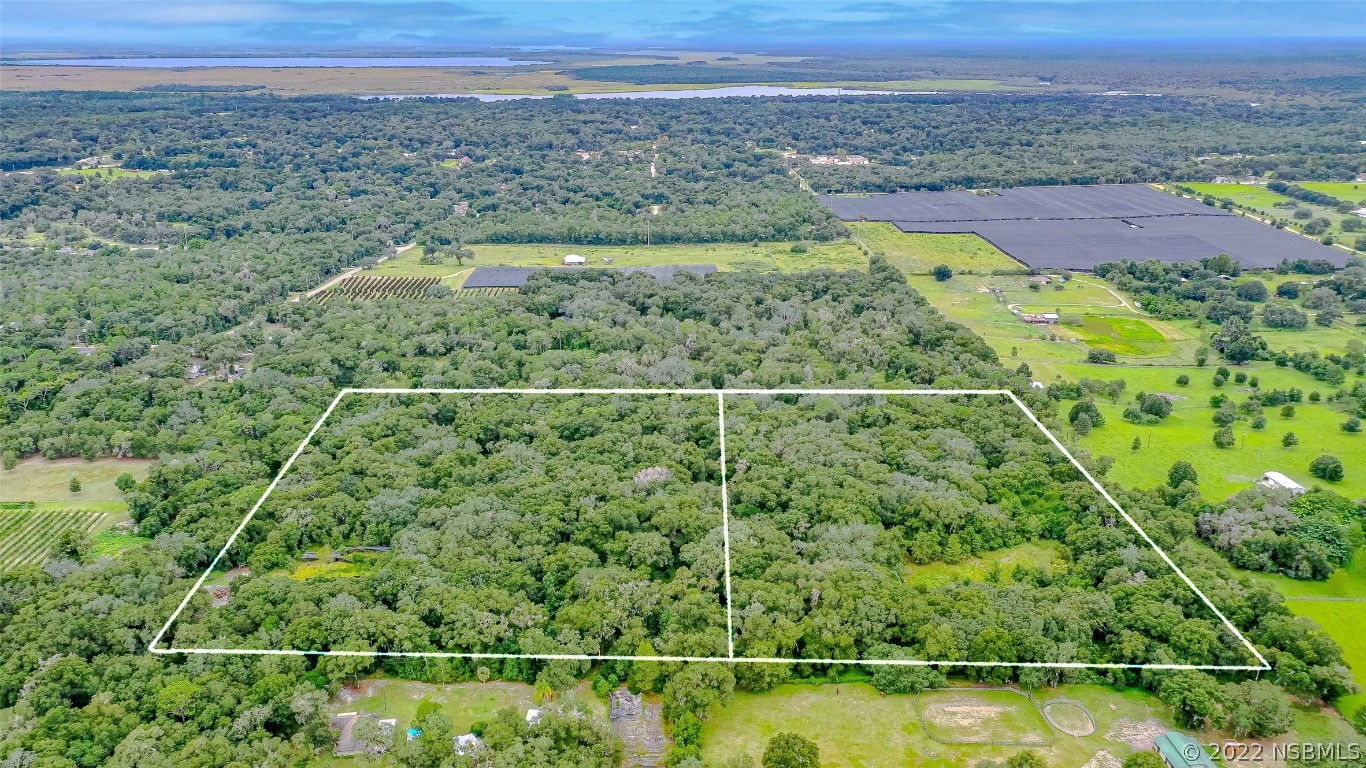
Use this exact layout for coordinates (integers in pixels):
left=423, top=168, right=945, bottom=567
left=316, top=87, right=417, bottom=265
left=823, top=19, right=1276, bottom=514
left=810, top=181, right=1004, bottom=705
left=717, top=392, right=736, bottom=659
left=149, top=387, right=1269, bottom=672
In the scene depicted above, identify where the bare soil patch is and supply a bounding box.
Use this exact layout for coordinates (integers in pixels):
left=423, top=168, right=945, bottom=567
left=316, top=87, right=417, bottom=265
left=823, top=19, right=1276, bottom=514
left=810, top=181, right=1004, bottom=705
left=1105, top=717, right=1169, bottom=750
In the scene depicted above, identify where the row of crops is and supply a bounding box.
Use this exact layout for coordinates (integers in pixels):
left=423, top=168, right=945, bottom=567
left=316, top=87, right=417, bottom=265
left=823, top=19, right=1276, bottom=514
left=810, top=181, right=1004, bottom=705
left=0, top=505, right=107, bottom=570
left=317, top=275, right=441, bottom=303
left=454, top=287, right=518, bottom=298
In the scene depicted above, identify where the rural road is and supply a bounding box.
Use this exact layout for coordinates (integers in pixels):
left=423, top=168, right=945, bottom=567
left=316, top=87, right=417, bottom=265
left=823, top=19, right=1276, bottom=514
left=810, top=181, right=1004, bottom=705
left=294, top=242, right=413, bottom=301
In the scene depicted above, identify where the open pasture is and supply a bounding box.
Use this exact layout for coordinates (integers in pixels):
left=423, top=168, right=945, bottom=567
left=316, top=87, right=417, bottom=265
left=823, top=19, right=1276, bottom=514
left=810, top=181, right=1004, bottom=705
left=0, top=504, right=109, bottom=570
left=845, top=221, right=1022, bottom=273
left=1283, top=601, right=1366, bottom=722
left=1296, top=182, right=1366, bottom=204
left=1, top=456, right=151, bottom=502
left=918, top=689, right=1052, bottom=745
left=1059, top=362, right=1365, bottom=500
left=366, top=240, right=866, bottom=279
left=317, top=275, right=440, bottom=302
left=701, top=683, right=1179, bottom=768
left=907, top=274, right=1199, bottom=367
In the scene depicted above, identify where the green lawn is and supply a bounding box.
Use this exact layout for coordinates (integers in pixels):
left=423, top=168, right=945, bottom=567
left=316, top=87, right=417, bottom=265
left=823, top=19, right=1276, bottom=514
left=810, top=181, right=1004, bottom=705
left=1056, top=362, right=1365, bottom=500
left=902, top=541, right=1067, bottom=589
left=701, top=683, right=1176, bottom=768
left=1283, top=601, right=1366, bottom=721
left=1297, top=182, right=1366, bottom=205
left=845, top=222, right=1024, bottom=273
left=368, top=240, right=870, bottom=279
left=1, top=457, right=152, bottom=503
left=1183, top=183, right=1293, bottom=211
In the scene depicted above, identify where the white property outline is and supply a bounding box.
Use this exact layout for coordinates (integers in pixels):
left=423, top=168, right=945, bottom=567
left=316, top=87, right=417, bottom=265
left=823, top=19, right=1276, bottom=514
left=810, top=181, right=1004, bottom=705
left=149, top=388, right=1270, bottom=672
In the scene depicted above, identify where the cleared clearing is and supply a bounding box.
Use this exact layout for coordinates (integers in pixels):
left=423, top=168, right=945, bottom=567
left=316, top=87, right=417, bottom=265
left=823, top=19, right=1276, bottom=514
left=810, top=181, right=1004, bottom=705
left=1, top=456, right=152, bottom=502
left=847, top=221, right=1024, bottom=273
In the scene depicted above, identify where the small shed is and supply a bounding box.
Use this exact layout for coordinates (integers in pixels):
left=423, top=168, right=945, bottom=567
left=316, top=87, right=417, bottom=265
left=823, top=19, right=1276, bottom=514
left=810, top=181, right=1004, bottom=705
left=1153, top=731, right=1217, bottom=767
left=562, top=253, right=587, bottom=266
left=453, top=733, right=482, bottom=755
left=525, top=708, right=543, bottom=725
left=1257, top=471, right=1307, bottom=495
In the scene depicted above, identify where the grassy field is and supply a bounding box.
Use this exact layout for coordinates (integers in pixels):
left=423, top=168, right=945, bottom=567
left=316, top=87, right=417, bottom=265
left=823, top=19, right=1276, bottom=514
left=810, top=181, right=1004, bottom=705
left=56, top=167, right=167, bottom=179
left=701, top=683, right=1175, bottom=768
left=368, top=240, right=870, bottom=279
left=918, top=689, right=1052, bottom=745
left=1182, top=183, right=1291, bottom=211
left=1283, top=601, right=1366, bottom=720
left=1055, top=361, right=1365, bottom=499
left=845, top=222, right=1024, bottom=273
left=1297, top=182, right=1366, bottom=204
left=907, top=273, right=1200, bottom=369
left=1, top=456, right=152, bottom=502
left=902, top=541, right=1067, bottom=589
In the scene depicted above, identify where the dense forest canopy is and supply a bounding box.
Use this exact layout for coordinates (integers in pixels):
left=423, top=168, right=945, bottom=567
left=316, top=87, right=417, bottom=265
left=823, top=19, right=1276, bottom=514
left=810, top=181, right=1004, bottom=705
left=177, top=393, right=731, bottom=660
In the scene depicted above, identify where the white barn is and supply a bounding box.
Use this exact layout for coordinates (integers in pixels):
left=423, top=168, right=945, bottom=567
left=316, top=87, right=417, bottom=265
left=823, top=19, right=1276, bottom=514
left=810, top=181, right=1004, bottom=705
left=1257, top=471, right=1307, bottom=495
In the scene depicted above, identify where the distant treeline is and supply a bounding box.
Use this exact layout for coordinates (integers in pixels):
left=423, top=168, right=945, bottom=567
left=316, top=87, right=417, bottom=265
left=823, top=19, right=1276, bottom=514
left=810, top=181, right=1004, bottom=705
left=133, top=83, right=265, bottom=93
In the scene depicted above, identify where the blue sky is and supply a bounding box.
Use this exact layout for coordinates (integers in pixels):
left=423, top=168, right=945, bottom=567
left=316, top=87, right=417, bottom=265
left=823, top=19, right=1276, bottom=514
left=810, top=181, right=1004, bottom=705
left=2, top=1, right=1363, bottom=51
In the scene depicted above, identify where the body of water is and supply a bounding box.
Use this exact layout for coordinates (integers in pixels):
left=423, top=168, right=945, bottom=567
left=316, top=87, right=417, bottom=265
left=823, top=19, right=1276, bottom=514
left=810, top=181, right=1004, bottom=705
left=7, top=57, right=547, bottom=68
left=368, top=86, right=929, bottom=101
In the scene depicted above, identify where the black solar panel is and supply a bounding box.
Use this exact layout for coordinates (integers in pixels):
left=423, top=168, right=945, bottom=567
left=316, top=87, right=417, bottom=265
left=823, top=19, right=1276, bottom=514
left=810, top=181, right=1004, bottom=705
left=816, top=184, right=1348, bottom=269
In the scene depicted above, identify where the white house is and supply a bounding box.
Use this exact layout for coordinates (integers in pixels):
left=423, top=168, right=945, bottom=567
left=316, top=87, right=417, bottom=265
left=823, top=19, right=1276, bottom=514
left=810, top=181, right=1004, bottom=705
left=453, top=733, right=482, bottom=755
left=525, top=708, right=543, bottom=725
left=562, top=253, right=587, bottom=266
left=1257, top=471, right=1307, bottom=495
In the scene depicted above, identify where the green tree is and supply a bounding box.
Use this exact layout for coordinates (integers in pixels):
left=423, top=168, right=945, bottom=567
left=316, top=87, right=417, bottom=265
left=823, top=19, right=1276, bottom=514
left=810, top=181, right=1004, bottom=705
left=156, top=679, right=201, bottom=722
left=1213, top=427, right=1235, bottom=448
left=1222, top=680, right=1293, bottom=738
left=1131, top=436, right=1142, bottom=451
left=932, top=264, right=953, bottom=282
left=1006, top=752, right=1046, bottom=768
left=762, top=733, right=820, bottom=768
left=1310, top=455, right=1345, bottom=482
left=1123, top=753, right=1168, bottom=768
left=114, top=472, right=137, bottom=493
left=1168, top=461, right=1199, bottom=488
left=1283, top=432, right=1300, bottom=448
left=69, top=477, right=81, bottom=493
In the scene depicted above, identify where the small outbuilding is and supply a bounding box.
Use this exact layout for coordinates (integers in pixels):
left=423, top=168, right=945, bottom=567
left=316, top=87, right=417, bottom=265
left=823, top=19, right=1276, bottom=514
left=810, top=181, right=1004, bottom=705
left=1152, top=731, right=1217, bottom=767
left=562, top=253, right=588, bottom=266
left=453, top=733, right=482, bottom=755
left=525, top=708, right=543, bottom=725
left=1257, top=471, right=1307, bottom=495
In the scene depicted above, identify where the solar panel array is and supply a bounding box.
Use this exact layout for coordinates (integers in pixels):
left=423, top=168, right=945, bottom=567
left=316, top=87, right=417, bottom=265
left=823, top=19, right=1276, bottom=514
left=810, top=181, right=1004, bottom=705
left=818, top=184, right=1349, bottom=269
